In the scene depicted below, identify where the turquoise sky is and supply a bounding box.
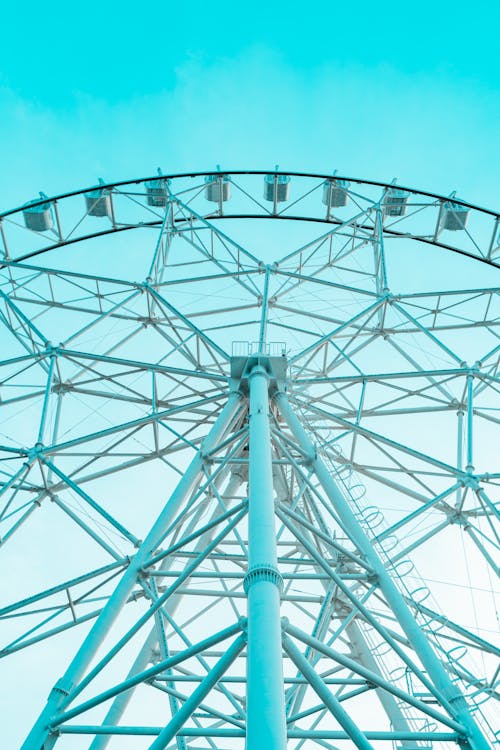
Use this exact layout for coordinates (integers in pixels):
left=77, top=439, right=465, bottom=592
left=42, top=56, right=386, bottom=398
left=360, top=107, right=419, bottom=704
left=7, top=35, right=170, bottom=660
left=1, top=4, right=499, bottom=746
left=0, top=0, right=499, bottom=210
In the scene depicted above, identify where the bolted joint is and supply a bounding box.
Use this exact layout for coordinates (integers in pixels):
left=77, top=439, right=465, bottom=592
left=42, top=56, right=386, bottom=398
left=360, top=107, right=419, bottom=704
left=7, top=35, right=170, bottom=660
left=301, top=446, right=317, bottom=467
left=461, top=473, right=480, bottom=491
left=248, top=362, right=270, bottom=380
left=447, top=689, right=471, bottom=709
left=238, top=615, right=249, bottom=635
left=28, top=442, right=45, bottom=462
left=51, top=678, right=73, bottom=698
left=244, top=564, right=283, bottom=594
left=137, top=566, right=151, bottom=580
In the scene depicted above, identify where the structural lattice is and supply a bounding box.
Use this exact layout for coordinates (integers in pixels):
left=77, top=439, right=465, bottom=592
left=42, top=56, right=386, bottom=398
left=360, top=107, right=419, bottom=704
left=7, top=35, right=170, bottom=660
left=0, top=170, right=498, bottom=750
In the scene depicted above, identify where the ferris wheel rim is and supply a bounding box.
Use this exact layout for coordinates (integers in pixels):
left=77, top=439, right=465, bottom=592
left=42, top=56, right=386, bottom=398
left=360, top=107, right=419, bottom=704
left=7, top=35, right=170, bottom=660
left=1, top=170, right=499, bottom=271
left=2, top=170, right=499, bottom=220
left=1, top=212, right=499, bottom=271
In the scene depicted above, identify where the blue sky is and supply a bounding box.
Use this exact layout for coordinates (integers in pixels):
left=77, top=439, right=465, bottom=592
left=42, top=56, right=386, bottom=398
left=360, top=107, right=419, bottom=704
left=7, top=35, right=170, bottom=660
left=1, top=4, right=499, bottom=746
left=0, top=0, right=499, bottom=209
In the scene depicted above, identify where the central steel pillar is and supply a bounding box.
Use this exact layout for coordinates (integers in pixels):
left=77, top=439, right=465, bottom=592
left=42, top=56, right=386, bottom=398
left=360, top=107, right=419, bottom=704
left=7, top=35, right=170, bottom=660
left=245, top=363, right=287, bottom=750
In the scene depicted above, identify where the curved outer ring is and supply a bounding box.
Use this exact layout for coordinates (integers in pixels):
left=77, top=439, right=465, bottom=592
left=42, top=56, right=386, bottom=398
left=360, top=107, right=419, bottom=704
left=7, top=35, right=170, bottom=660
left=1, top=170, right=499, bottom=269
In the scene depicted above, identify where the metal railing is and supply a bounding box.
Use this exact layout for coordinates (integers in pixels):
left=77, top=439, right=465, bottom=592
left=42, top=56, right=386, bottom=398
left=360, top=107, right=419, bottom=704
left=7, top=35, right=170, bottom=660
left=231, top=341, right=287, bottom=357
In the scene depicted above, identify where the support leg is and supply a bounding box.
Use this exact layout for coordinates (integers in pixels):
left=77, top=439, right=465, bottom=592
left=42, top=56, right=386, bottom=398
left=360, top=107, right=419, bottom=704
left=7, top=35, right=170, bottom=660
left=88, top=468, right=245, bottom=750
left=245, top=364, right=287, bottom=750
left=275, top=391, right=491, bottom=750
left=22, top=393, right=242, bottom=750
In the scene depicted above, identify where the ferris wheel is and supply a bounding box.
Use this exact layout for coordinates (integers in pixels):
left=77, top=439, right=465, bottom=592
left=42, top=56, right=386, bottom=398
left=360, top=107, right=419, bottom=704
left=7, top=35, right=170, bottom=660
left=0, top=170, right=498, bottom=750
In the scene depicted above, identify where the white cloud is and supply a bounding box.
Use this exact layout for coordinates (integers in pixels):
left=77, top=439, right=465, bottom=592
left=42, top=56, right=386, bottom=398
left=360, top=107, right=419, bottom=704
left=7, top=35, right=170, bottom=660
left=1, top=47, right=499, bottom=209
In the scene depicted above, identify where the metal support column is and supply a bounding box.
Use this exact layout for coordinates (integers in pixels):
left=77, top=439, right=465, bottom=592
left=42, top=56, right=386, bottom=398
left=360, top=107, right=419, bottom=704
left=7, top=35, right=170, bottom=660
left=21, top=391, right=243, bottom=750
left=275, top=391, right=491, bottom=750
left=283, top=632, right=376, bottom=750
left=245, top=364, right=287, bottom=750
left=148, top=634, right=247, bottom=750
left=88, top=468, right=246, bottom=750
left=346, top=620, right=415, bottom=743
